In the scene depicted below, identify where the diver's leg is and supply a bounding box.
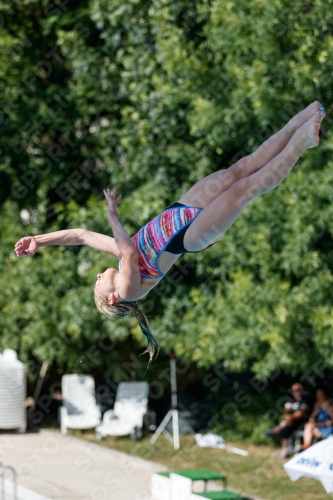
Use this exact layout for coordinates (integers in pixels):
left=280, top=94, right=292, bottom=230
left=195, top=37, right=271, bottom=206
left=184, top=111, right=324, bottom=251
left=178, top=102, right=323, bottom=209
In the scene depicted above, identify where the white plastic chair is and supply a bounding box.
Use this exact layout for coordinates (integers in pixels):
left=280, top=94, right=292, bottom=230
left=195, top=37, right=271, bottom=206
left=95, top=381, right=149, bottom=440
left=60, top=374, right=101, bottom=435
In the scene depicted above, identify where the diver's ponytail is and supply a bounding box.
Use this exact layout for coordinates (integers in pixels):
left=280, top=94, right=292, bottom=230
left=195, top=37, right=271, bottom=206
left=132, top=305, right=159, bottom=364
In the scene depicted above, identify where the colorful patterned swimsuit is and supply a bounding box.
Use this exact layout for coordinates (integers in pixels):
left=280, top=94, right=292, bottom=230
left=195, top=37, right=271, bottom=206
left=119, top=202, right=206, bottom=279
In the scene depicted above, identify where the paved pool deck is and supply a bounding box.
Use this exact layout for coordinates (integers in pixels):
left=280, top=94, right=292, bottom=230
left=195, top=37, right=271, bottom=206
left=0, top=429, right=166, bottom=500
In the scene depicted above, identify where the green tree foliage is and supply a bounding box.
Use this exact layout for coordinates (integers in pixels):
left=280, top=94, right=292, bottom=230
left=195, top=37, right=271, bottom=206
left=1, top=0, right=333, bottom=378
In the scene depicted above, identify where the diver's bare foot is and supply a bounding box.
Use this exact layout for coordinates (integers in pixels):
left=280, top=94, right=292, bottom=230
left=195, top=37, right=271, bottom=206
left=288, top=101, right=323, bottom=133
left=292, top=111, right=325, bottom=150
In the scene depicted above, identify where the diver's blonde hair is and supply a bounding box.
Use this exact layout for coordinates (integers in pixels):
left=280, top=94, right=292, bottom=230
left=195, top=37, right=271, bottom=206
left=94, top=285, right=159, bottom=364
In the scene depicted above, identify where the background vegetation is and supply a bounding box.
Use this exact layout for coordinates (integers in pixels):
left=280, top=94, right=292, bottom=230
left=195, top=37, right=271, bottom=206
left=1, top=0, right=333, bottom=391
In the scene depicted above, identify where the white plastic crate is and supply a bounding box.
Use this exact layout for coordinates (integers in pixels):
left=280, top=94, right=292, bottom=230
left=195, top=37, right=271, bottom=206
left=151, top=472, right=171, bottom=500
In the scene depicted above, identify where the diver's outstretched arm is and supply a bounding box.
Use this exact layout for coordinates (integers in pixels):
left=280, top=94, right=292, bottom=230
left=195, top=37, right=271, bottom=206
left=103, top=188, right=143, bottom=299
left=15, top=228, right=120, bottom=259
left=80, top=230, right=120, bottom=258
left=104, top=188, right=136, bottom=256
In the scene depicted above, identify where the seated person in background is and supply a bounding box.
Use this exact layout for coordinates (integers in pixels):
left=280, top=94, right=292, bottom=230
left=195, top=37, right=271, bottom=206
left=266, top=382, right=309, bottom=459
left=301, top=387, right=333, bottom=450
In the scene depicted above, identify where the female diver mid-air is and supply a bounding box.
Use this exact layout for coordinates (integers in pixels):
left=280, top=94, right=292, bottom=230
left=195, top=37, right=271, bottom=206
left=15, top=102, right=326, bottom=364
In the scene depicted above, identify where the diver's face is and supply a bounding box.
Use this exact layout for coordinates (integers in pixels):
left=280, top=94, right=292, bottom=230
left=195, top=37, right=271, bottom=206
left=95, top=268, right=118, bottom=301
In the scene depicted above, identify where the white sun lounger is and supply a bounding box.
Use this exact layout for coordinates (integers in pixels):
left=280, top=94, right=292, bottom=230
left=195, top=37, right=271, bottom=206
left=60, top=374, right=101, bottom=435
left=95, top=381, right=149, bottom=440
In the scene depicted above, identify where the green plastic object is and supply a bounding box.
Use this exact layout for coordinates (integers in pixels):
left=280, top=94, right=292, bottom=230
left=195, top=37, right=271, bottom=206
left=173, top=469, right=226, bottom=481
left=157, top=472, right=170, bottom=478
left=193, top=491, right=246, bottom=500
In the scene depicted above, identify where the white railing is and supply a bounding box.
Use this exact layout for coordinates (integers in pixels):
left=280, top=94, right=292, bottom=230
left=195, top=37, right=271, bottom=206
left=0, top=464, right=17, bottom=500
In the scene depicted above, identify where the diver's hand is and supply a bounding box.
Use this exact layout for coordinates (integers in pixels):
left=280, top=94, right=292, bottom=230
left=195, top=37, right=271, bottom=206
left=14, top=236, right=38, bottom=257
left=104, top=188, right=122, bottom=218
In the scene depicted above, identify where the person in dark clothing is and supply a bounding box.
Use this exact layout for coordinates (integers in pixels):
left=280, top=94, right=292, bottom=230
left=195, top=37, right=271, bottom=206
left=301, top=387, right=333, bottom=450
left=267, top=382, right=309, bottom=459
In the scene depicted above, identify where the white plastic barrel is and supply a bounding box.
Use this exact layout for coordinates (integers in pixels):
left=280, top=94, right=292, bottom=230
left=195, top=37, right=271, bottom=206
left=0, top=349, right=26, bottom=432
